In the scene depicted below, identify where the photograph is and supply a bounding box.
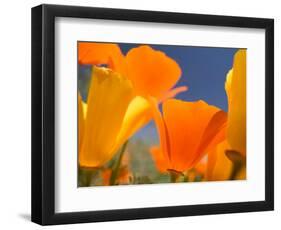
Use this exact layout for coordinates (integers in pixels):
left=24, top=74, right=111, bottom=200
left=77, top=42, right=246, bottom=187
left=30, top=4, right=274, bottom=225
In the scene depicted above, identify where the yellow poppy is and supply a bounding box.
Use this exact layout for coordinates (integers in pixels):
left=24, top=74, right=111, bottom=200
left=206, top=141, right=233, bottom=181
left=79, top=67, right=135, bottom=167
left=225, top=49, right=246, bottom=157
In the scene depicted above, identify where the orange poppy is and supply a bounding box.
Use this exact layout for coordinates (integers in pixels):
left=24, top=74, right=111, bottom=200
left=150, top=99, right=227, bottom=173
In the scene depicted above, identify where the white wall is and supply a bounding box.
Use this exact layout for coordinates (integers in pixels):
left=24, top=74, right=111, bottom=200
left=0, top=0, right=279, bottom=228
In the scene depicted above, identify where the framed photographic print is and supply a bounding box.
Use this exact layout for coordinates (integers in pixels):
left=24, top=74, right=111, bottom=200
left=31, top=4, right=274, bottom=225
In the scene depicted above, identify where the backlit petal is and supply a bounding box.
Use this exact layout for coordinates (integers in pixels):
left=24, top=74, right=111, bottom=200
left=82, top=100, right=87, bottom=119
left=207, top=141, right=233, bottom=181
left=79, top=67, right=134, bottom=167
left=126, top=45, right=182, bottom=98
left=192, top=110, right=227, bottom=166
left=146, top=96, right=171, bottom=163
left=78, top=94, right=85, bottom=152
left=149, top=146, right=169, bottom=173
left=112, top=88, right=188, bottom=156
left=226, top=50, right=246, bottom=156
left=78, top=42, right=126, bottom=75
left=111, top=96, right=152, bottom=154
left=162, top=99, right=224, bottom=172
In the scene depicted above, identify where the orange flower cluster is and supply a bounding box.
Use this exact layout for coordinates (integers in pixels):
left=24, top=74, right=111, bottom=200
left=78, top=42, right=246, bottom=183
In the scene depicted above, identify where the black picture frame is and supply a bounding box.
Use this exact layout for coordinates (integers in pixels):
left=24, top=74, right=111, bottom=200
left=31, top=4, right=274, bottom=225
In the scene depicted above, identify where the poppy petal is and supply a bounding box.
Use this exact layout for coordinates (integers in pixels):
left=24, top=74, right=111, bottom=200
left=126, top=45, right=182, bottom=98
left=150, top=146, right=169, bottom=173
left=207, top=141, right=233, bottom=181
left=192, top=110, right=227, bottom=166
left=111, top=96, right=152, bottom=155
left=147, top=96, right=171, bottom=163
left=79, top=67, right=134, bottom=168
left=78, top=94, right=85, bottom=152
left=162, top=100, right=222, bottom=172
left=159, top=86, right=188, bottom=102
left=78, top=42, right=126, bottom=75
left=226, top=49, right=246, bottom=156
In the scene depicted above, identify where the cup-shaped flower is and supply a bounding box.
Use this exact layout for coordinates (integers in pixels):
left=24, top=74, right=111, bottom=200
left=150, top=99, right=227, bottom=173
left=225, top=49, right=246, bottom=157
left=79, top=67, right=135, bottom=167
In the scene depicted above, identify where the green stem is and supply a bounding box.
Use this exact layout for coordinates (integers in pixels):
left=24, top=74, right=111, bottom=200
left=85, top=170, right=94, bottom=186
left=229, top=161, right=243, bottom=180
left=183, top=174, right=189, bottom=182
left=110, top=141, right=128, bottom=185
left=168, top=169, right=183, bottom=183
left=79, top=167, right=98, bottom=187
left=170, top=172, right=177, bottom=183
left=225, top=150, right=246, bottom=180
